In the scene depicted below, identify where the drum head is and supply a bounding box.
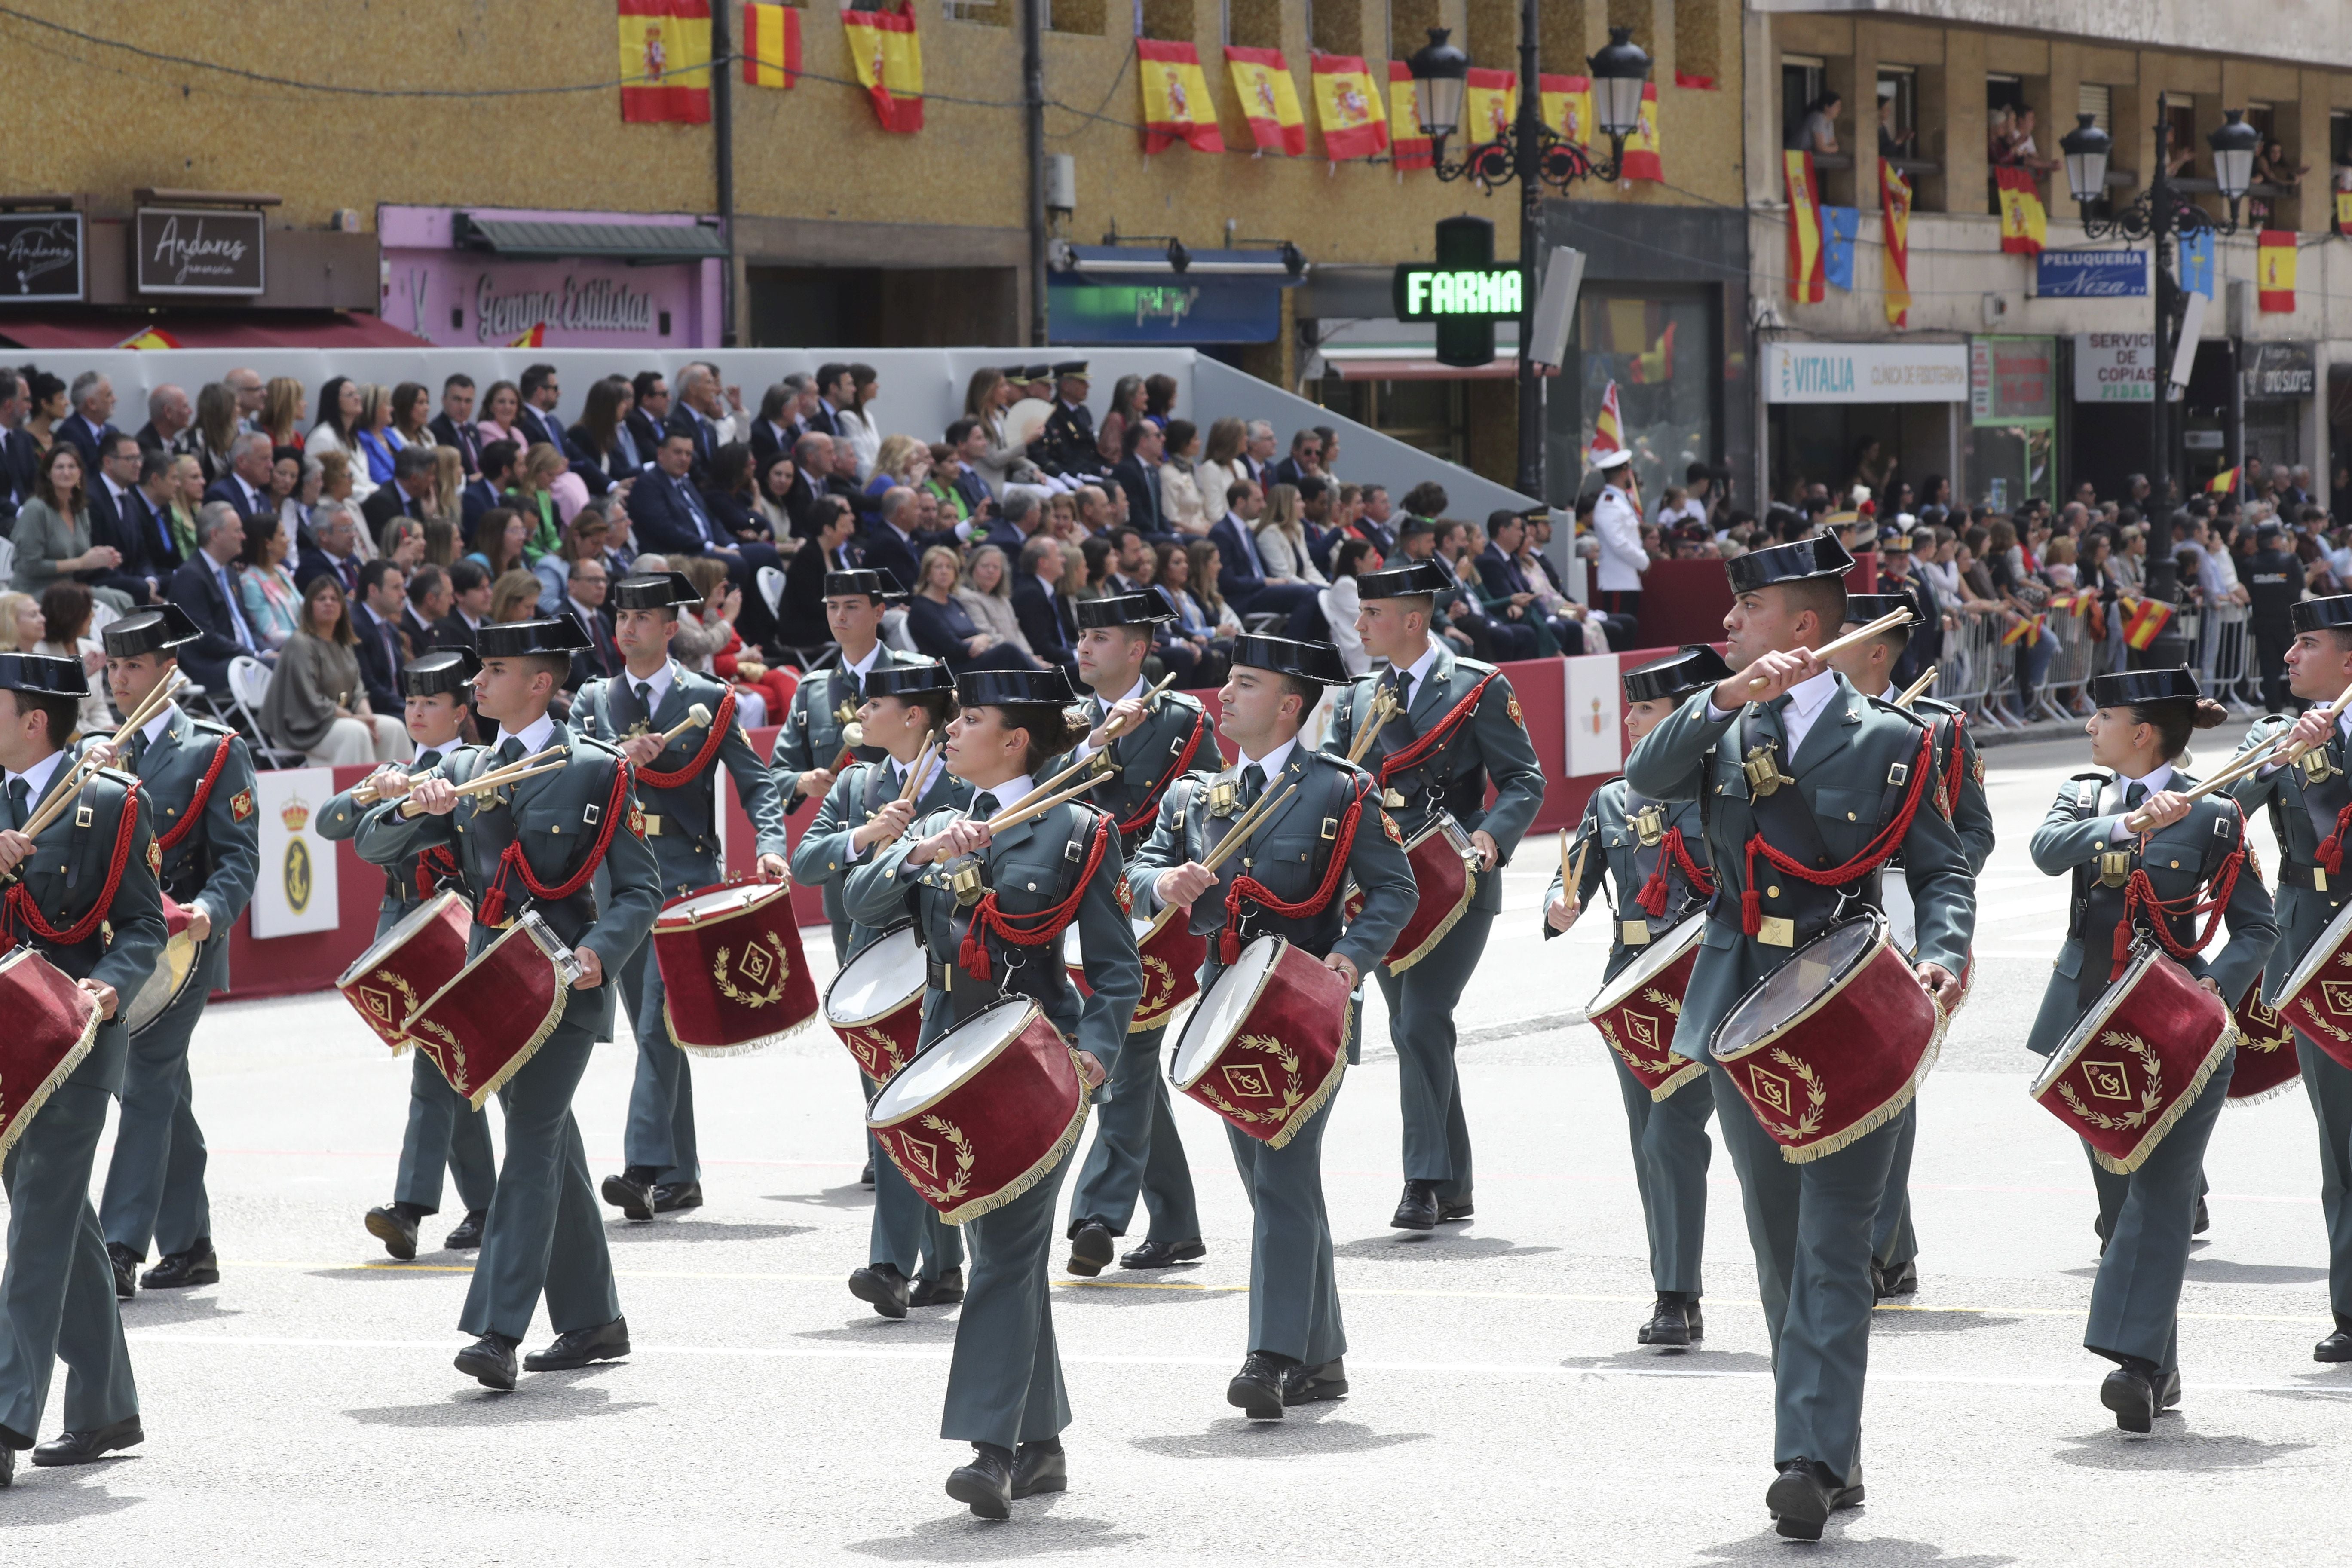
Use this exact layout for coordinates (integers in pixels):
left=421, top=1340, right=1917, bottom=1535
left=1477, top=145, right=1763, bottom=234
left=1171, top=936, right=1282, bottom=1089
left=2032, top=941, right=2162, bottom=1095
left=870, top=998, right=1033, bottom=1120
left=1064, top=916, right=1154, bottom=965
left=2278, top=894, right=2352, bottom=1003
left=659, top=880, right=782, bottom=926
left=336, top=891, right=459, bottom=989
left=1714, top=916, right=1880, bottom=1058
left=127, top=931, right=199, bottom=1035
left=826, top=925, right=924, bottom=1025
left=1587, top=914, right=1706, bottom=1012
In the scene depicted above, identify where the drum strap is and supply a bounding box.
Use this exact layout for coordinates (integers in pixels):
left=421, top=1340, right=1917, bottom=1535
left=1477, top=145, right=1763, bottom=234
left=635, top=689, right=737, bottom=791
left=2108, top=802, right=2249, bottom=981
left=1375, top=670, right=1502, bottom=787
left=153, top=735, right=233, bottom=854
left=478, top=760, right=634, bottom=929
left=1221, top=780, right=1366, bottom=964
left=957, top=809, right=1113, bottom=984
left=1115, top=708, right=1210, bottom=836
left=3, top=781, right=142, bottom=949
left=411, top=844, right=459, bottom=901
left=1934, top=712, right=1970, bottom=821
left=1738, top=719, right=1935, bottom=941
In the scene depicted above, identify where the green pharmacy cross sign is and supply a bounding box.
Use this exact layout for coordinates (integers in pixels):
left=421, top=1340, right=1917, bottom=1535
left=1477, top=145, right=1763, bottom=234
left=1392, top=217, right=1521, bottom=367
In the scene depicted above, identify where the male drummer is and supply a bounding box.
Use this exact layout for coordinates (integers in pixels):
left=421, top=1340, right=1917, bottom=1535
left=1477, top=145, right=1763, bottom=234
left=85, top=606, right=259, bottom=1301
left=355, top=615, right=664, bottom=1390
left=1624, top=535, right=1974, bottom=1539
left=321, top=647, right=496, bottom=1260
left=1824, top=593, right=1996, bottom=1302
left=2232, top=595, right=2352, bottom=1361
left=1057, top=591, right=1215, bottom=1277
left=0, top=652, right=166, bottom=1479
left=1326, top=560, right=1546, bottom=1231
left=1131, top=635, right=1414, bottom=1418
left=575, top=572, right=788, bottom=1221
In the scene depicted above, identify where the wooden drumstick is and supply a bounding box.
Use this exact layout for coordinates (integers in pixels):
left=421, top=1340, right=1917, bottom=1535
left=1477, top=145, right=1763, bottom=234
left=1101, top=673, right=1180, bottom=743
left=30, top=668, right=189, bottom=822
left=396, top=752, right=569, bottom=818
left=1346, top=685, right=1401, bottom=766
left=1746, top=608, right=1915, bottom=692
left=997, top=747, right=1115, bottom=821
left=896, top=735, right=940, bottom=804
left=987, top=765, right=1124, bottom=833
left=1198, top=783, right=1299, bottom=873
left=2123, top=673, right=2352, bottom=833
left=655, top=701, right=715, bottom=748
left=1894, top=666, right=1939, bottom=708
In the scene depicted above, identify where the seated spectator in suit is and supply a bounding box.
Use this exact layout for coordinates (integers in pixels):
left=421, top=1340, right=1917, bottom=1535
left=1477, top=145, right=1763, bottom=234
left=404, top=563, right=453, bottom=653
left=859, top=485, right=931, bottom=596
left=204, top=430, right=278, bottom=528
left=135, top=382, right=194, bottom=460
left=428, top=373, right=482, bottom=475
left=167, top=499, right=273, bottom=689
left=1207, top=479, right=1324, bottom=639
left=533, top=513, right=612, bottom=616
left=626, top=370, right=669, bottom=459
left=781, top=497, right=857, bottom=647
left=55, top=371, right=118, bottom=475
left=295, top=504, right=365, bottom=599
left=349, top=558, right=409, bottom=717
left=1268, top=427, right=1325, bottom=492
left=462, top=439, right=517, bottom=547
left=1110, top=420, right=1169, bottom=538
left=568, top=374, right=644, bottom=489
left=87, top=432, right=164, bottom=606
left=560, top=555, right=622, bottom=691
left=1351, top=482, right=1399, bottom=558
left=785, top=431, right=833, bottom=537
left=258, top=572, right=408, bottom=766
left=906, top=545, right=1038, bottom=674
left=361, top=444, right=438, bottom=544
left=238, top=514, right=303, bottom=652
left=977, top=488, right=1041, bottom=558
left=1010, top=536, right=1081, bottom=674
left=111, top=448, right=184, bottom=604
left=630, top=430, right=784, bottom=654
left=435, top=559, right=492, bottom=652
left=826, top=434, right=868, bottom=518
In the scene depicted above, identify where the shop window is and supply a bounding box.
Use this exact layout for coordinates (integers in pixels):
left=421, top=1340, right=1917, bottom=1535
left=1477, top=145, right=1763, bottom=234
left=1674, top=0, right=1719, bottom=88
left=1308, top=0, right=1358, bottom=58
left=1225, top=0, right=1279, bottom=49
left=2078, top=81, right=2109, bottom=131
left=1877, top=67, right=1917, bottom=164
left=1050, top=0, right=1107, bottom=34
left=945, top=0, right=1010, bottom=21
left=1138, top=0, right=1193, bottom=38
left=2163, top=98, right=2197, bottom=181
left=1314, top=377, right=1466, bottom=468
left=1577, top=290, right=1716, bottom=511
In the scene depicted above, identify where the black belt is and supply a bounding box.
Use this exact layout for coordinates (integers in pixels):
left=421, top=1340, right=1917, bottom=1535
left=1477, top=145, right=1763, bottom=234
left=2279, top=861, right=2347, bottom=894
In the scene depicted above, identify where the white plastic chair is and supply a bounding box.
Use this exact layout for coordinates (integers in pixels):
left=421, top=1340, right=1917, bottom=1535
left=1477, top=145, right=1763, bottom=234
left=225, top=655, right=305, bottom=769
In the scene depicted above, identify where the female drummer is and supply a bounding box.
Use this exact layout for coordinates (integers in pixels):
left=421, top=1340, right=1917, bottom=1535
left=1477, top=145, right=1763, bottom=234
left=1544, top=644, right=1731, bottom=1351
left=842, top=667, right=1138, bottom=1519
left=2024, top=667, right=2275, bottom=1432
left=789, top=658, right=971, bottom=1319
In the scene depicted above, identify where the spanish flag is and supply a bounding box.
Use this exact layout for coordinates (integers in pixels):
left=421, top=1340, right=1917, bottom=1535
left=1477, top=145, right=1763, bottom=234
left=508, top=324, right=547, bottom=348
left=1462, top=67, right=1516, bottom=146
left=2206, top=466, right=2240, bottom=496
left=2258, top=230, right=2297, bottom=312
left=2001, top=613, right=2046, bottom=648
left=1590, top=379, right=1626, bottom=462
left=1630, top=321, right=1676, bottom=385
left=1880, top=162, right=1913, bottom=329
left=117, top=327, right=182, bottom=350
left=1618, top=82, right=1661, bottom=181
left=741, top=2, right=798, bottom=89
left=1784, top=151, right=1824, bottom=303
left=618, top=0, right=711, bottom=125
left=1994, top=167, right=2045, bottom=254
left=1225, top=47, right=1304, bottom=155
left=2119, top=597, right=2174, bottom=650
left=1310, top=54, right=1387, bottom=161
left=843, top=2, right=923, bottom=134
left=1387, top=61, right=1431, bottom=170
left=2338, top=189, right=2352, bottom=236
left=1539, top=74, right=1591, bottom=146
left=1139, top=40, right=1223, bottom=153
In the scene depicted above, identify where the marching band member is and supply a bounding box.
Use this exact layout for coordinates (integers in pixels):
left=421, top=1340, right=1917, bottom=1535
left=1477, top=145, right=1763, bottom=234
left=87, top=606, right=260, bottom=1301
left=355, top=615, right=664, bottom=1390
left=843, top=668, right=1136, bottom=1519
left=1624, top=536, right=1974, bottom=1539
left=790, top=658, right=971, bottom=1317
left=2027, top=668, right=2273, bottom=1429
left=1128, top=635, right=1414, bottom=1419
left=2232, top=597, right=2352, bottom=1361
left=0, top=653, right=166, bottom=1479
left=573, top=572, right=789, bottom=1222
left=1544, top=645, right=1732, bottom=1350
left=1056, top=591, right=1214, bottom=1277
left=322, top=647, right=496, bottom=1260
left=1326, top=560, right=1546, bottom=1231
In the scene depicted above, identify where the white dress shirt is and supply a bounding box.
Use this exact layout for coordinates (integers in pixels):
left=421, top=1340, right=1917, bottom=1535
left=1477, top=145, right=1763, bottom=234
left=1072, top=674, right=1148, bottom=764
left=494, top=712, right=557, bottom=756
left=2108, top=762, right=2178, bottom=842
left=1706, top=667, right=1839, bottom=753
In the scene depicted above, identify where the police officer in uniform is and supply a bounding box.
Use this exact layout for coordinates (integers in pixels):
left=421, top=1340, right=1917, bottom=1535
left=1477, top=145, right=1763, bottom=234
left=1130, top=635, right=1415, bottom=1418
left=1544, top=645, right=1733, bottom=1349
left=1057, top=591, right=1216, bottom=1277
left=843, top=667, right=1136, bottom=1518
left=356, top=615, right=664, bottom=1390
left=1624, top=536, right=1975, bottom=1539
left=88, top=606, right=259, bottom=1299
left=325, top=648, right=497, bottom=1260
left=1326, top=560, right=1547, bottom=1231
left=790, top=658, right=970, bottom=1316
left=2245, top=523, right=2306, bottom=712
left=1028, top=362, right=1102, bottom=481
left=0, top=652, right=165, bottom=1479
left=573, top=573, right=788, bottom=1220
left=2026, top=668, right=2274, bottom=1428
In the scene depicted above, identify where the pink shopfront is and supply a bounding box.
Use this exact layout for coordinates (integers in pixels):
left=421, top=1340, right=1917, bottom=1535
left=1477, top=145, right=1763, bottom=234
left=376, top=205, right=726, bottom=348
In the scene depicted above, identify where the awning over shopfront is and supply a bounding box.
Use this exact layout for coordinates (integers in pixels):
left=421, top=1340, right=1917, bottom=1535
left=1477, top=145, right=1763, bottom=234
left=0, top=309, right=431, bottom=351
left=1303, top=318, right=1525, bottom=381
left=452, top=214, right=729, bottom=263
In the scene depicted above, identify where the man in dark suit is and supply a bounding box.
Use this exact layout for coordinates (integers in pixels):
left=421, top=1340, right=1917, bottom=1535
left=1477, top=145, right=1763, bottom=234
left=663, top=366, right=726, bottom=482
left=0, top=368, right=36, bottom=527
left=462, top=440, right=517, bottom=547
left=978, top=490, right=1038, bottom=558
left=134, top=383, right=193, bottom=459
left=945, top=418, right=996, bottom=521
left=428, top=374, right=481, bottom=475
left=350, top=559, right=408, bottom=716
left=627, top=371, right=670, bottom=458
left=404, top=564, right=452, bottom=658
left=203, top=432, right=276, bottom=528
left=631, top=431, right=783, bottom=649
left=362, top=447, right=438, bottom=541
left=516, top=364, right=566, bottom=453
left=434, top=560, right=491, bottom=653
left=1352, top=483, right=1398, bottom=558
left=802, top=363, right=853, bottom=438
left=558, top=557, right=622, bottom=690
left=858, top=488, right=929, bottom=598
left=782, top=431, right=834, bottom=537
left=166, top=501, right=269, bottom=691
left=56, top=371, right=119, bottom=474
left=1110, top=421, right=1166, bottom=537
left=750, top=374, right=812, bottom=474
left=780, top=503, right=858, bottom=647
left=88, top=434, right=164, bottom=606
left=1209, top=480, right=1323, bottom=639
left=1010, top=536, right=1079, bottom=674
left=116, top=448, right=185, bottom=594
left=295, top=505, right=364, bottom=600
left=1268, top=428, right=1326, bottom=492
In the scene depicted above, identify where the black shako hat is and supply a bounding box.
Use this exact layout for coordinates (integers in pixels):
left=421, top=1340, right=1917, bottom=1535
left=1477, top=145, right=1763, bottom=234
left=1622, top=645, right=1733, bottom=704
left=2292, top=596, right=2352, bottom=635
left=479, top=614, right=592, bottom=660
left=1726, top=536, right=1855, bottom=595
left=610, top=571, right=702, bottom=612
left=824, top=568, right=908, bottom=605
left=0, top=651, right=90, bottom=699
left=1356, top=560, right=1450, bottom=600
left=2088, top=667, right=2201, bottom=708
left=101, top=603, right=201, bottom=659
left=1233, top=634, right=1351, bottom=686
left=1075, top=593, right=1174, bottom=631
left=866, top=660, right=955, bottom=698
left=401, top=647, right=481, bottom=698
left=957, top=667, right=1080, bottom=708
left=1843, top=593, right=1917, bottom=625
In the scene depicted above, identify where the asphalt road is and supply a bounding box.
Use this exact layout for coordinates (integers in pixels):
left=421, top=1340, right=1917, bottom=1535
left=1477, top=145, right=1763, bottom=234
left=6, top=719, right=2349, bottom=1564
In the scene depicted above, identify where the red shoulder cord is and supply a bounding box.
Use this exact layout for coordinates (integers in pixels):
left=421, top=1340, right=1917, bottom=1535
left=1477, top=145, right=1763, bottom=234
left=1938, top=711, right=1969, bottom=820
left=1220, top=780, right=1366, bottom=964
left=634, top=689, right=738, bottom=790
left=1115, top=708, right=1209, bottom=835
left=1740, top=726, right=1937, bottom=937
left=1372, top=670, right=1504, bottom=784
left=2109, top=805, right=2249, bottom=980
left=958, top=811, right=1114, bottom=983
left=1635, top=826, right=1715, bottom=917
left=2314, top=795, right=2352, bottom=877
left=476, top=758, right=634, bottom=928
left=4, top=781, right=144, bottom=947
left=413, top=844, right=460, bottom=900
left=154, top=735, right=234, bottom=852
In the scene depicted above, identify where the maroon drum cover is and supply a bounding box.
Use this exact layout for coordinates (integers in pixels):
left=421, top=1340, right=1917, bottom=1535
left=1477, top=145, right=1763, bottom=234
left=2030, top=943, right=2235, bottom=1175
left=2227, top=980, right=2302, bottom=1105
left=1712, top=913, right=1946, bottom=1164
left=404, top=912, right=574, bottom=1109
left=1168, top=935, right=1352, bottom=1148
left=335, top=891, right=472, bottom=1054
left=1585, top=914, right=1707, bottom=1100
left=866, top=997, right=1088, bottom=1224
left=1346, top=815, right=1479, bottom=973
left=2269, top=897, right=2352, bottom=1072
left=824, top=923, right=926, bottom=1083
left=0, top=946, right=103, bottom=1162
left=1066, top=903, right=1207, bottom=1032
left=653, top=877, right=820, bottom=1056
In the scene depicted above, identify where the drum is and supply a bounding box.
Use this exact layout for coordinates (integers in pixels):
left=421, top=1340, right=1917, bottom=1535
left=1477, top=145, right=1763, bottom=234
left=334, top=891, right=472, bottom=1054
left=2228, top=980, right=2303, bottom=1105
left=125, top=897, right=200, bottom=1037
left=1712, top=912, right=1945, bottom=1164
left=824, top=923, right=927, bottom=1083
left=652, top=877, right=821, bottom=1056
left=866, top=996, right=1087, bottom=1224
left=2267, top=897, right=2352, bottom=1071
left=1065, top=903, right=1207, bottom=1032
left=1168, top=935, right=1351, bottom=1148
left=1347, top=815, right=1478, bottom=973
left=2030, top=943, right=2235, bottom=1175
left=0, top=946, right=104, bottom=1162
left=404, top=912, right=577, bottom=1109
left=1585, top=914, right=1708, bottom=1100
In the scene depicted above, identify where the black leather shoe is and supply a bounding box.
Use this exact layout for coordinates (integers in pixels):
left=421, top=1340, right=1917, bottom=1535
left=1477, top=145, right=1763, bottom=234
left=1227, top=1352, right=1293, bottom=1421
left=365, top=1204, right=420, bottom=1261
left=1436, top=1194, right=1474, bottom=1222
left=1065, top=1221, right=1114, bottom=1278
left=0, top=1444, right=11, bottom=1487
left=1880, top=1259, right=1918, bottom=1296
left=2101, top=1361, right=2161, bottom=1433
left=2158, top=1367, right=2183, bottom=1412
left=850, top=1263, right=911, bottom=1319
left=2193, top=1195, right=2211, bottom=1236
left=2315, top=1327, right=2352, bottom=1363
left=140, top=1241, right=217, bottom=1289
left=444, top=1210, right=487, bottom=1250
left=651, top=1180, right=702, bottom=1214
left=1011, top=1439, right=1067, bottom=1499
left=1638, top=1294, right=1699, bottom=1348
left=1282, top=1358, right=1348, bottom=1406
left=106, top=1243, right=139, bottom=1302
left=1390, top=1180, right=1439, bottom=1231
left=31, top=1416, right=141, bottom=1467
left=946, top=1445, right=1013, bottom=1519
left=1119, top=1237, right=1205, bottom=1270
left=1766, top=1458, right=1836, bottom=1540
left=524, top=1317, right=630, bottom=1372
left=861, top=1158, right=876, bottom=1190
left=601, top=1170, right=655, bottom=1222
left=455, top=1333, right=518, bottom=1390
left=909, top=1270, right=965, bottom=1308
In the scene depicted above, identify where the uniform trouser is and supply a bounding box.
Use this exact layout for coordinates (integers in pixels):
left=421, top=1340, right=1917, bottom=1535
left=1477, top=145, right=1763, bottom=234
left=1378, top=905, right=1494, bottom=1201
left=0, top=1064, right=138, bottom=1444
left=2084, top=1050, right=2236, bottom=1373
left=376, top=903, right=497, bottom=1216
left=942, top=1150, right=1073, bottom=1452
left=459, top=1023, right=619, bottom=1342
left=2300, top=1036, right=2352, bottom=1322
left=101, top=936, right=225, bottom=1259
left=1870, top=1102, right=1920, bottom=1272
left=863, top=1070, right=965, bottom=1280
left=1611, top=1054, right=1714, bottom=1295
left=1228, top=1091, right=1344, bottom=1365
left=1709, top=1061, right=1903, bottom=1486
left=1068, top=1023, right=1199, bottom=1243
left=617, top=935, right=696, bottom=1186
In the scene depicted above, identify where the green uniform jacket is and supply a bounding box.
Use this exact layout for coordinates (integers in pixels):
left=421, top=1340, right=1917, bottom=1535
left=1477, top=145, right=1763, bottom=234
left=789, top=756, right=972, bottom=947
left=1914, top=695, right=1997, bottom=875
left=316, top=746, right=459, bottom=913
left=769, top=652, right=934, bottom=812
left=92, top=707, right=258, bottom=929
left=1048, top=687, right=1216, bottom=855
left=1544, top=778, right=1710, bottom=983
left=2230, top=714, right=2350, bottom=995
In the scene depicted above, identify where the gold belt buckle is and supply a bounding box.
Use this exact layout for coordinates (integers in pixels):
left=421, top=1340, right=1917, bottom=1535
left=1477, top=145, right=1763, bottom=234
left=1630, top=805, right=1664, bottom=848
left=2097, top=848, right=2133, bottom=888
left=1742, top=744, right=1795, bottom=798
left=2315, top=866, right=2330, bottom=893
left=1621, top=919, right=1652, bottom=946
left=1757, top=915, right=1795, bottom=947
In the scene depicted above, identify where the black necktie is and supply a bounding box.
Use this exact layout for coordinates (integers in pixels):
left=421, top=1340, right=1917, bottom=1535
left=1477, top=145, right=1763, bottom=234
left=2125, top=781, right=2148, bottom=812
left=417, top=749, right=440, bottom=770
left=497, top=737, right=526, bottom=767
left=3, top=778, right=27, bottom=832
left=1238, top=763, right=1265, bottom=808
left=972, top=792, right=998, bottom=819
left=634, top=681, right=654, bottom=719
